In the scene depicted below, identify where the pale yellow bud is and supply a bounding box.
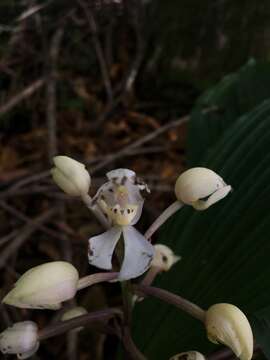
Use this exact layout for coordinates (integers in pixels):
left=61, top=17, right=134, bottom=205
left=2, top=261, right=79, bottom=310
left=170, top=351, right=205, bottom=360
left=61, top=306, right=88, bottom=332
left=205, top=303, right=253, bottom=360
left=0, top=321, right=39, bottom=359
left=175, top=167, right=231, bottom=210
left=51, top=155, right=91, bottom=196
left=151, top=244, right=181, bottom=272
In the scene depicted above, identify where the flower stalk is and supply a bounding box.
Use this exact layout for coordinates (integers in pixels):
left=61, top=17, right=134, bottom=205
left=77, top=272, right=118, bottom=291
left=144, top=200, right=184, bottom=240
left=38, top=308, right=122, bottom=340
left=134, top=284, right=206, bottom=322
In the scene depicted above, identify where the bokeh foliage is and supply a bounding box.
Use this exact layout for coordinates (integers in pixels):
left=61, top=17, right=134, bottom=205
left=132, top=60, right=270, bottom=359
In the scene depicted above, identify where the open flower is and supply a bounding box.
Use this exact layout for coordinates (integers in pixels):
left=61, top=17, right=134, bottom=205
left=175, top=167, right=232, bottom=210
left=88, top=169, right=154, bottom=281
left=0, top=321, right=39, bottom=359
left=3, top=261, right=79, bottom=310
left=51, top=155, right=91, bottom=196
left=205, top=303, right=253, bottom=360
left=170, top=351, right=205, bottom=360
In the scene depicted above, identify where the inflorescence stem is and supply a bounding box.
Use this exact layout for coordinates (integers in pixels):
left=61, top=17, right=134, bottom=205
left=134, top=284, right=206, bottom=322
left=144, top=200, right=184, bottom=240
left=77, top=272, right=118, bottom=291
left=38, top=308, right=122, bottom=340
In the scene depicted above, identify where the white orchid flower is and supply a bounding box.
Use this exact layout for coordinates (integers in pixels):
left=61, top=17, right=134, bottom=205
left=175, top=167, right=232, bottom=210
left=205, top=303, right=253, bottom=360
left=88, top=169, right=154, bottom=281
left=0, top=321, right=39, bottom=359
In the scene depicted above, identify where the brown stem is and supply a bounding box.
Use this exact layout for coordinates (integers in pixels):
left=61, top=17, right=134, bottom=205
left=134, top=285, right=206, bottom=322
left=38, top=308, right=122, bottom=340
left=122, top=326, right=147, bottom=360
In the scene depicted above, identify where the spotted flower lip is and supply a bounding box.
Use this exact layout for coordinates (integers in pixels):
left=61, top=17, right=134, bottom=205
left=88, top=168, right=154, bottom=281
left=92, top=168, right=148, bottom=226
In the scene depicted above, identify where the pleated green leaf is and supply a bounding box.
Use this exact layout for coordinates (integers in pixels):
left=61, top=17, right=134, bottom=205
left=188, top=60, right=270, bottom=166
left=132, top=99, right=270, bottom=359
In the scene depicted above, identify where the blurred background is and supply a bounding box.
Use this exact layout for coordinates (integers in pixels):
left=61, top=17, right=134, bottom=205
left=1, top=0, right=270, bottom=359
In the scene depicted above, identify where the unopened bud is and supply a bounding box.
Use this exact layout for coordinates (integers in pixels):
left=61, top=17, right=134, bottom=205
left=61, top=306, right=88, bottom=332
left=170, top=351, right=205, bottom=360
left=51, top=155, right=91, bottom=196
left=0, top=321, right=39, bottom=359
left=175, top=167, right=231, bottom=210
left=205, top=303, right=253, bottom=360
left=151, top=244, right=181, bottom=272
left=3, top=261, right=79, bottom=310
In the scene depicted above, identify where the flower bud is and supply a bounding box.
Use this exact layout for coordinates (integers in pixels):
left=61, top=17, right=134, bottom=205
left=51, top=155, right=91, bottom=196
left=0, top=321, right=39, bottom=359
left=3, top=261, right=79, bottom=310
left=61, top=306, right=88, bottom=332
left=205, top=303, right=253, bottom=360
left=175, top=167, right=231, bottom=210
left=170, top=351, right=205, bottom=360
left=151, top=244, right=181, bottom=272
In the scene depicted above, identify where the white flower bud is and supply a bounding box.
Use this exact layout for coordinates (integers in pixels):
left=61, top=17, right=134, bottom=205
left=51, top=155, right=91, bottom=196
left=0, top=321, right=39, bottom=359
left=3, top=261, right=79, bottom=310
left=205, top=303, right=253, bottom=360
left=61, top=306, right=88, bottom=332
left=175, top=167, right=232, bottom=210
left=151, top=244, right=181, bottom=272
left=170, top=351, right=205, bottom=360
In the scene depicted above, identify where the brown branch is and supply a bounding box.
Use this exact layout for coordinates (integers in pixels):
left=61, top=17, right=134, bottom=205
left=0, top=78, right=45, bottom=116
left=77, top=0, right=113, bottom=103
left=46, top=27, right=65, bottom=161
left=0, top=208, right=57, bottom=269
left=91, top=114, right=189, bottom=173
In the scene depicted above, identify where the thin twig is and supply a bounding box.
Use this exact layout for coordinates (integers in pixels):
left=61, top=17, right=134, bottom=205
left=77, top=0, right=113, bottom=103
left=0, top=208, right=56, bottom=269
left=91, top=114, right=189, bottom=173
left=0, top=78, right=45, bottom=116
left=46, top=27, right=64, bottom=161
left=0, top=200, right=72, bottom=243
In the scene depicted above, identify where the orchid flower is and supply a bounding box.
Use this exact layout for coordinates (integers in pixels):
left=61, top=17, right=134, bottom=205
left=88, top=169, right=154, bottom=281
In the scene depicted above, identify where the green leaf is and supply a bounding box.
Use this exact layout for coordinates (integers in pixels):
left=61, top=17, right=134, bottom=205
left=188, top=60, right=270, bottom=166
left=132, top=99, right=270, bottom=359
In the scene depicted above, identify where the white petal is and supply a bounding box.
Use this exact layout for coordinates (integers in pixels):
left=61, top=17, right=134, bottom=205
left=194, top=185, right=232, bottom=210
left=119, top=226, right=154, bottom=280
left=88, top=226, right=122, bottom=270
left=106, top=168, right=136, bottom=182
